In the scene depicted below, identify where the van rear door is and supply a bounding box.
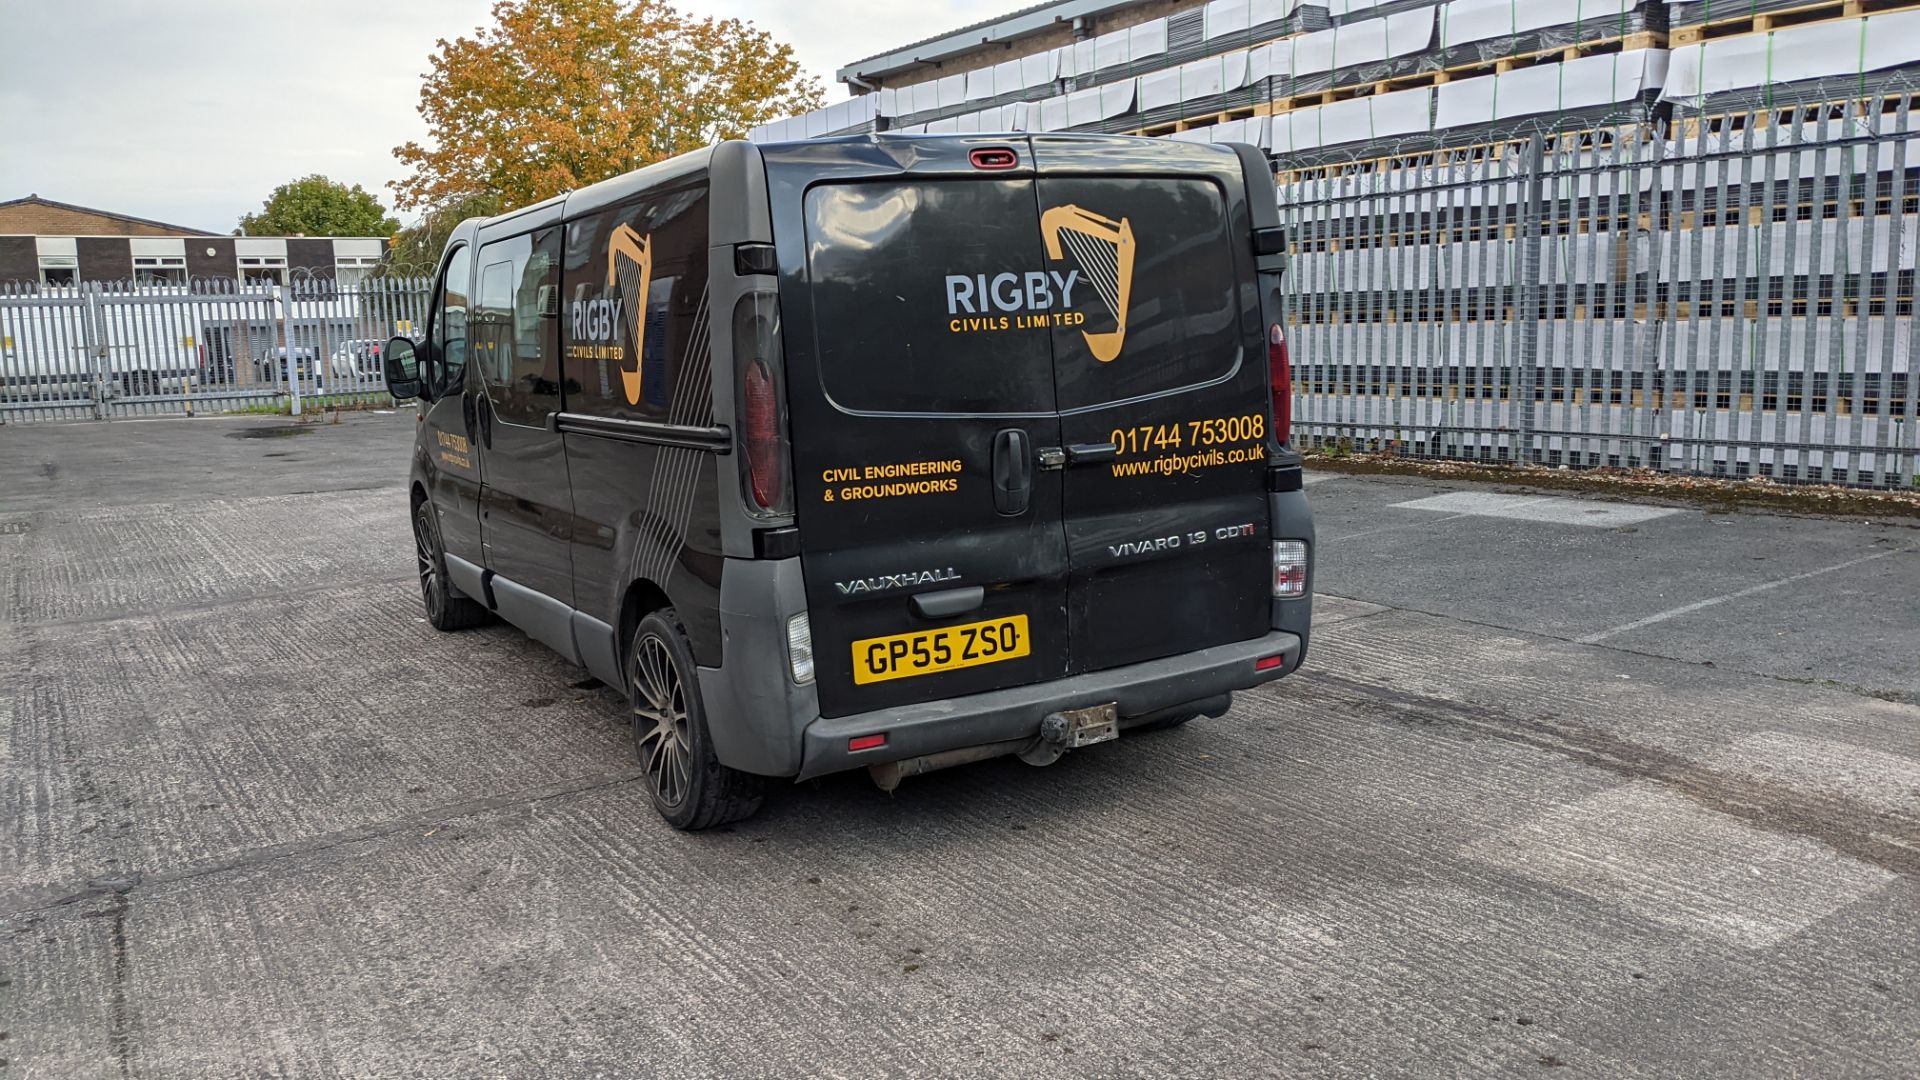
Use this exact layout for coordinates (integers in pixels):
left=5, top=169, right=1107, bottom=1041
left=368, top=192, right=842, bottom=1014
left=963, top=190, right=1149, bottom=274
left=778, top=146, right=1070, bottom=718
left=1032, top=140, right=1274, bottom=673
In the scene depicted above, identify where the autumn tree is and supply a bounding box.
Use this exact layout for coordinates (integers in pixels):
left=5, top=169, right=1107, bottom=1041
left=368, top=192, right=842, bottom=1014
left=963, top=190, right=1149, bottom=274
left=382, top=193, right=501, bottom=277
left=391, top=0, right=823, bottom=212
left=237, top=175, right=398, bottom=236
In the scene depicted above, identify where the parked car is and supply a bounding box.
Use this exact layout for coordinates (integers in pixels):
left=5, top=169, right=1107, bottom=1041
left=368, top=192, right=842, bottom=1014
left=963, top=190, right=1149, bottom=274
left=254, top=347, right=315, bottom=384
left=387, top=135, right=1313, bottom=831
left=329, top=339, right=384, bottom=380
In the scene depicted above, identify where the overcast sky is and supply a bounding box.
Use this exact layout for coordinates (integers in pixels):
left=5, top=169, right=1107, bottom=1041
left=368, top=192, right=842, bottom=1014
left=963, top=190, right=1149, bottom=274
left=0, top=0, right=1004, bottom=232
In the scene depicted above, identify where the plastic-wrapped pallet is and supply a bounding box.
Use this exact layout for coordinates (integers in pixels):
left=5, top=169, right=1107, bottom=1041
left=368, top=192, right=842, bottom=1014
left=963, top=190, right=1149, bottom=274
left=1433, top=48, right=1670, bottom=131
left=1267, top=7, right=1438, bottom=98
left=1323, top=0, right=1444, bottom=26
left=1666, top=0, right=1837, bottom=35
left=1425, top=0, right=1662, bottom=71
left=1662, top=10, right=1920, bottom=107
left=1193, top=0, right=1332, bottom=59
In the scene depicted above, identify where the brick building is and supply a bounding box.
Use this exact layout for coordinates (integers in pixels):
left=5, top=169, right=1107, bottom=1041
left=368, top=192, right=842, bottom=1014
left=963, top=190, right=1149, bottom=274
left=0, top=195, right=387, bottom=288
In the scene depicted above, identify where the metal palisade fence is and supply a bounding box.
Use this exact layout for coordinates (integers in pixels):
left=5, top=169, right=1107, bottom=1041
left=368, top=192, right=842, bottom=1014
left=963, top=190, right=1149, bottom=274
left=1280, top=77, right=1920, bottom=489
left=0, top=272, right=432, bottom=422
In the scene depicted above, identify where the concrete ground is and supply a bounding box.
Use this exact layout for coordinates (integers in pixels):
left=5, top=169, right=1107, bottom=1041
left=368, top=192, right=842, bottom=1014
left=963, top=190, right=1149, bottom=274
left=2, top=411, right=1916, bottom=1078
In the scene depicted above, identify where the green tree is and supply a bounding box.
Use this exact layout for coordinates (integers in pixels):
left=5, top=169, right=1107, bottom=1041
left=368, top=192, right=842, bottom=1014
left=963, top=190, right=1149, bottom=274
left=237, top=175, right=399, bottom=236
left=391, top=0, right=823, bottom=211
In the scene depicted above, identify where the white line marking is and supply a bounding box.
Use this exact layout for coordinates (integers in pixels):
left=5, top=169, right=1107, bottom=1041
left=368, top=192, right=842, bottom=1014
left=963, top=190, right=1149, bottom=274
left=1391, top=490, right=1684, bottom=528
left=1576, top=547, right=1911, bottom=644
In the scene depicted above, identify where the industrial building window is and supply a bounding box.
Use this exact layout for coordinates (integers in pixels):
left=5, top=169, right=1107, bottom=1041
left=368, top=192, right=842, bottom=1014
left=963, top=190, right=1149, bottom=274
left=335, top=256, right=377, bottom=288
left=133, top=255, right=186, bottom=286
left=239, top=256, right=287, bottom=285
left=38, top=257, right=77, bottom=287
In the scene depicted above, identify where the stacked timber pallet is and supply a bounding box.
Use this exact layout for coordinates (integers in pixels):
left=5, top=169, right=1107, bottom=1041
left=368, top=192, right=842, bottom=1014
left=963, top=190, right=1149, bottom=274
left=1280, top=5, right=1920, bottom=485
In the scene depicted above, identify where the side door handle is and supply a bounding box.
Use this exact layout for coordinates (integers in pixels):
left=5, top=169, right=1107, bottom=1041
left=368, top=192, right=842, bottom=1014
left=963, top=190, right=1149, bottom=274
left=1036, top=443, right=1118, bottom=468
left=992, top=427, right=1032, bottom=516
left=1066, top=442, right=1118, bottom=465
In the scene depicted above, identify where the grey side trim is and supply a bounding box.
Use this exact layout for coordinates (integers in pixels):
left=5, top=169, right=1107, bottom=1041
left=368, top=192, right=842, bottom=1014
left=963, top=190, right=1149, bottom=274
left=444, top=553, right=489, bottom=607
left=1269, top=489, right=1314, bottom=668
left=554, top=412, right=731, bottom=452
left=799, top=630, right=1303, bottom=782
left=697, top=557, right=818, bottom=777
left=572, top=612, right=623, bottom=690
left=491, top=574, right=582, bottom=666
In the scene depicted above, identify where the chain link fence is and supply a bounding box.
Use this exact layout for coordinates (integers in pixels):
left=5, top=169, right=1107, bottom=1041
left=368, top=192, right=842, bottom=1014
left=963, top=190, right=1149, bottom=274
left=0, top=271, right=431, bottom=423
left=1280, top=72, right=1920, bottom=489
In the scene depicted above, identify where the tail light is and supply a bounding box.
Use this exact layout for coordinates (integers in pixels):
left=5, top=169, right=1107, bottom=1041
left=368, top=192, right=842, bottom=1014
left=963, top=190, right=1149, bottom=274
left=732, top=292, right=793, bottom=517
left=1268, top=322, right=1292, bottom=447
left=743, top=360, right=780, bottom=509
left=1272, top=540, right=1308, bottom=598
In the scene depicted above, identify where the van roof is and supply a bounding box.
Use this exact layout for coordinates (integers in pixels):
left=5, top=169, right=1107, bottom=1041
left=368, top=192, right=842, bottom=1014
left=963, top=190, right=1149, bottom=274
left=468, top=132, right=1248, bottom=236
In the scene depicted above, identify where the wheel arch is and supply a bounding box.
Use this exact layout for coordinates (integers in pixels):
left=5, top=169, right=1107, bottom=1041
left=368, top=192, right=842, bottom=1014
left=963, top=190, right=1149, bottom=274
left=616, top=577, right=674, bottom=683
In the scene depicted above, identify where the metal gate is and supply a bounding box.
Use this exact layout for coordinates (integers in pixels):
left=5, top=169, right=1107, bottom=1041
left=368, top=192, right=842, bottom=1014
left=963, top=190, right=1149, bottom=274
left=1281, top=82, right=1920, bottom=490
left=0, top=274, right=432, bottom=423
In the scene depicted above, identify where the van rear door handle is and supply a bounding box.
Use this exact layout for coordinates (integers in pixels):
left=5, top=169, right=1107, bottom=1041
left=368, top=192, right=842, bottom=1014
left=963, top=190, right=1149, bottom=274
left=992, top=428, right=1032, bottom=515
left=911, top=585, right=985, bottom=619
left=1066, top=442, right=1118, bottom=464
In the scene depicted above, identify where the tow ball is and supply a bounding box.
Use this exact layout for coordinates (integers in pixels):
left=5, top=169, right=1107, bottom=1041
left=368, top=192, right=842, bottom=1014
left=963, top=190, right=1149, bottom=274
left=1018, top=703, right=1121, bottom=766
left=867, top=703, right=1121, bottom=791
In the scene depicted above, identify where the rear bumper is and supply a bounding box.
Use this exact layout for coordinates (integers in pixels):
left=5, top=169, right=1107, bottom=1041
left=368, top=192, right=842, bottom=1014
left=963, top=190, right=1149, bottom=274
left=794, top=629, right=1302, bottom=781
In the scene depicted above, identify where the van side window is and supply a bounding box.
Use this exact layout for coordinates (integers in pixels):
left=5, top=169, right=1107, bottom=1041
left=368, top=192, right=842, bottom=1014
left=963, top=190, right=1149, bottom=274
left=562, top=185, right=710, bottom=420
left=431, top=244, right=472, bottom=396
left=474, top=230, right=561, bottom=426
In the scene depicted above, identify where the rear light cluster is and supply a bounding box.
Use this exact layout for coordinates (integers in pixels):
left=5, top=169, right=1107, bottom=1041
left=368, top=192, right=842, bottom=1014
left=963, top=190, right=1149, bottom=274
left=1268, top=322, right=1292, bottom=448
left=1272, top=540, right=1308, bottom=598
left=732, top=291, right=793, bottom=517
left=743, top=360, right=780, bottom=509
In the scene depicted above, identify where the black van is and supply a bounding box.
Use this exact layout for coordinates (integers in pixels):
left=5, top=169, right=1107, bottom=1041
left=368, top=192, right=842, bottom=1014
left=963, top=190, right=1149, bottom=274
left=384, top=133, right=1313, bottom=829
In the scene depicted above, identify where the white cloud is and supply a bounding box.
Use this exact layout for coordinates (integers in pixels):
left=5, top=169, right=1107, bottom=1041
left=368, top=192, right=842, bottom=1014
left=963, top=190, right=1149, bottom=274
left=0, top=0, right=1008, bottom=230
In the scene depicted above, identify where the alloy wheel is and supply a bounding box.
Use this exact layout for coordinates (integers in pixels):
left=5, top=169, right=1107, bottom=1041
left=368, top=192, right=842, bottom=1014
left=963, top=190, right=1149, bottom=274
left=632, top=634, right=693, bottom=808
left=414, top=510, right=442, bottom=620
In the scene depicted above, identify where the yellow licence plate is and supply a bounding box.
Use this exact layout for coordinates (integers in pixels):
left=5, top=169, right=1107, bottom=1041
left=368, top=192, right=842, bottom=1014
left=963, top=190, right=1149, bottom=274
left=851, top=615, right=1032, bottom=685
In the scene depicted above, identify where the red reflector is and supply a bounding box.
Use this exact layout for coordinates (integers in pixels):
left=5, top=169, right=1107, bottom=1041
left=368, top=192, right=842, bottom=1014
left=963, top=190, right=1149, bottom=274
left=970, top=147, right=1018, bottom=170
left=848, top=734, right=888, bottom=752
left=1254, top=654, right=1285, bottom=672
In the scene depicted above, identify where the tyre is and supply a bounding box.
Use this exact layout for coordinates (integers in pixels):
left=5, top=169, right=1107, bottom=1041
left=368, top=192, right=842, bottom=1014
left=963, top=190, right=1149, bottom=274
left=1131, top=713, right=1196, bottom=733
left=413, top=502, right=489, bottom=631
left=629, top=609, right=764, bottom=830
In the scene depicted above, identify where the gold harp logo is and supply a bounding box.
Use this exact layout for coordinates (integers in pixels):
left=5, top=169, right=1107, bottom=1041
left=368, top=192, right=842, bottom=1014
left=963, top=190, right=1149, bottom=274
left=1041, top=204, right=1135, bottom=363
left=606, top=224, right=653, bottom=405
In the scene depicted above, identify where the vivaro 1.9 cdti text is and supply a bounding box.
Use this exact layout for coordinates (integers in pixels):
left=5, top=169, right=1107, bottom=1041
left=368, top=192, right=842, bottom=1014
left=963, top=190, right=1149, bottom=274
left=385, top=133, right=1313, bottom=829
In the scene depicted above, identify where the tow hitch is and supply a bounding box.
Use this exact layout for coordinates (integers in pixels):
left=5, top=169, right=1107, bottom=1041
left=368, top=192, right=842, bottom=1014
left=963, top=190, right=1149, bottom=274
left=1018, top=703, right=1119, bottom=766
left=868, top=703, right=1121, bottom=791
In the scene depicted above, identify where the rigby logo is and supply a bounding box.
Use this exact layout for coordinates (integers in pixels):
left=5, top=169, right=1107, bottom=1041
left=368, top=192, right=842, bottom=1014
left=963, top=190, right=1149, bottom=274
left=567, top=223, right=652, bottom=406
left=938, top=203, right=1138, bottom=363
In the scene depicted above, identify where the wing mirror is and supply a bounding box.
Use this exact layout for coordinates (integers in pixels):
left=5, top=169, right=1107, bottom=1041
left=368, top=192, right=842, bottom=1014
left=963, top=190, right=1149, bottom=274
left=384, top=336, right=423, bottom=401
